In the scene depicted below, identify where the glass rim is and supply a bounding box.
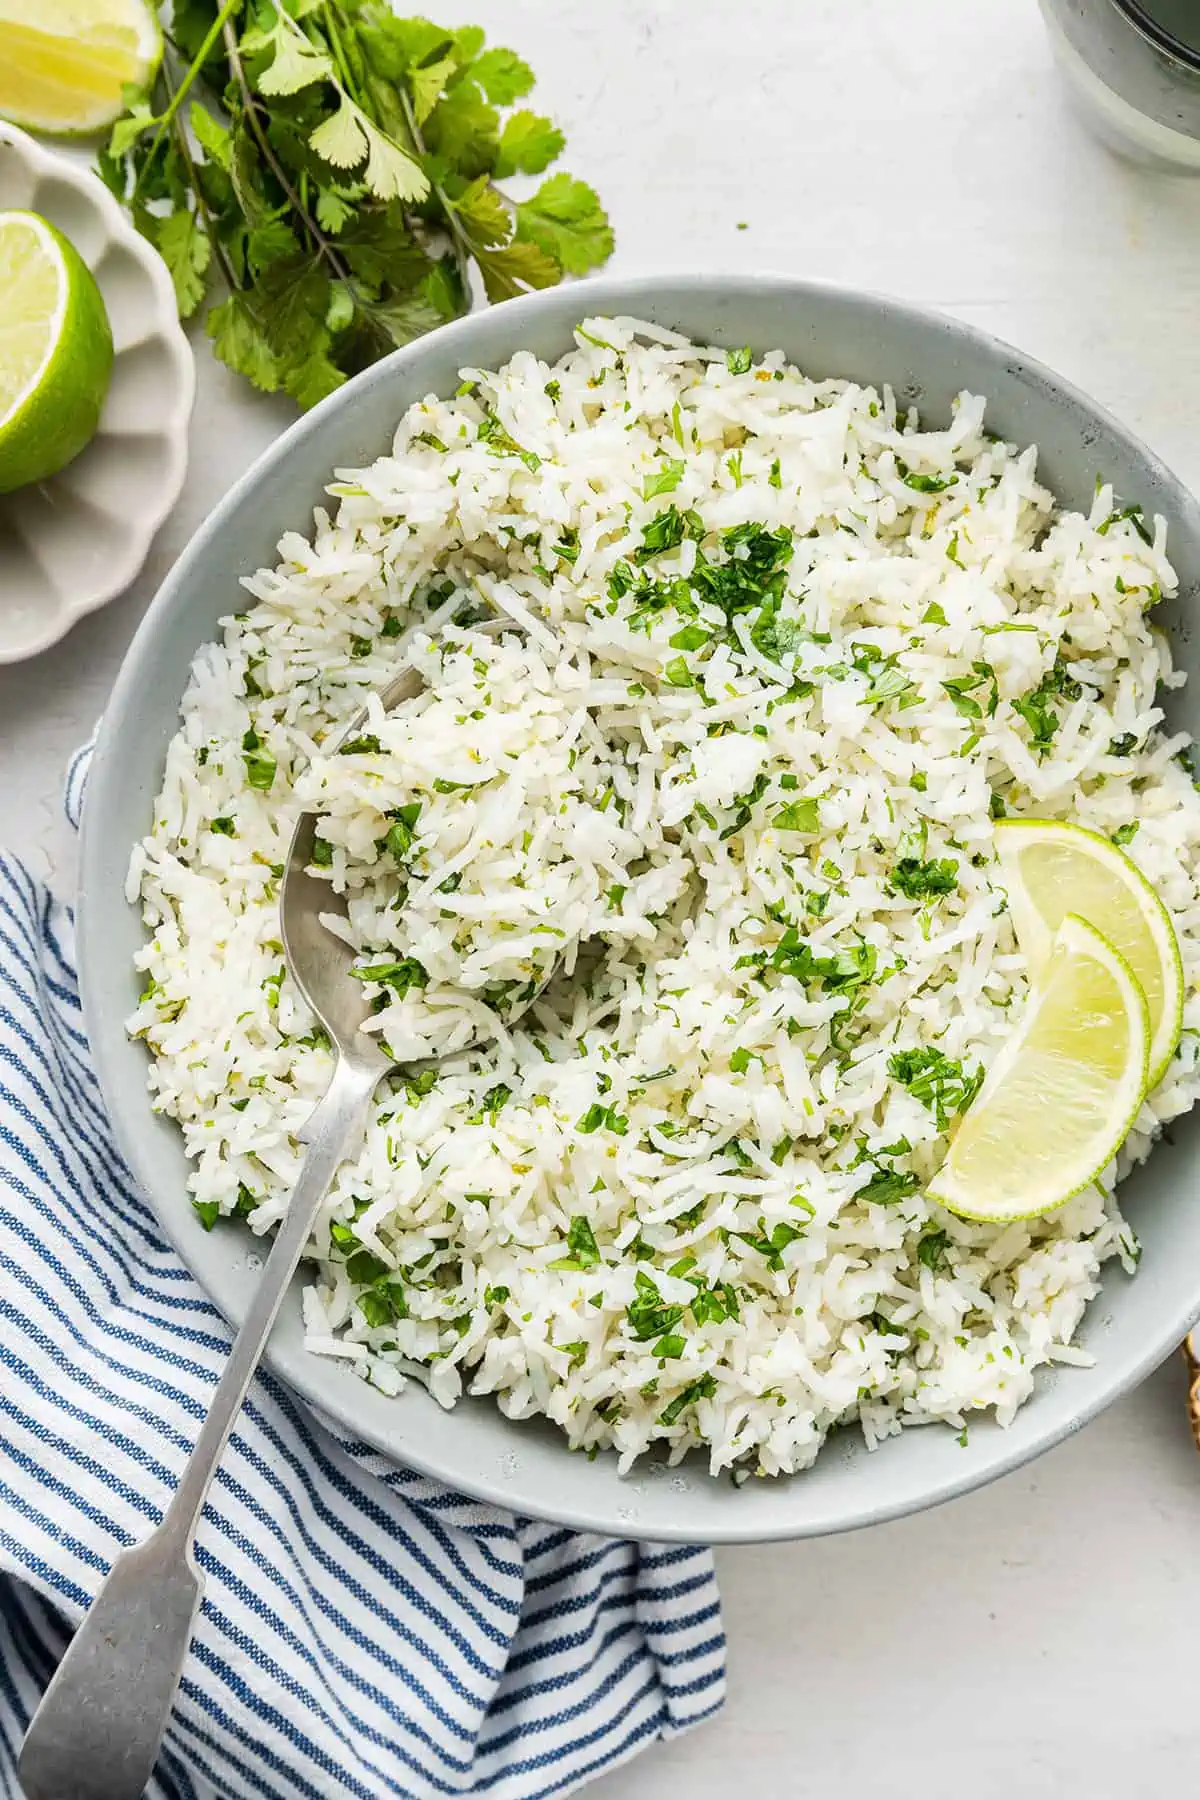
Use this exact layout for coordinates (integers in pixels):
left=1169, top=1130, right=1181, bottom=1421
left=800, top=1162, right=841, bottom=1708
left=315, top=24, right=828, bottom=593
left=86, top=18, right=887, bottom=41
left=1116, top=0, right=1200, bottom=70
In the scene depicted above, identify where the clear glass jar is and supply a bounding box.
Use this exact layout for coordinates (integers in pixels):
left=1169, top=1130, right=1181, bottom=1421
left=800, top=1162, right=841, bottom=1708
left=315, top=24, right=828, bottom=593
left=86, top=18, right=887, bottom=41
left=1040, top=0, right=1200, bottom=171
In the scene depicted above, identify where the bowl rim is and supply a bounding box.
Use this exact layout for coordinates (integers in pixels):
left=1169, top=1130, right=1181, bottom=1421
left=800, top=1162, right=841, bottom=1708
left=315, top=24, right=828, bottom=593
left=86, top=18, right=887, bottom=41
left=0, top=122, right=195, bottom=665
left=79, top=270, right=1200, bottom=1541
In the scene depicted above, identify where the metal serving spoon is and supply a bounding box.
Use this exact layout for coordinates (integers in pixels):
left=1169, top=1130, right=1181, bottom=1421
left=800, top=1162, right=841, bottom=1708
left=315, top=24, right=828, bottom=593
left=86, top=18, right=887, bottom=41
left=19, top=619, right=534, bottom=1800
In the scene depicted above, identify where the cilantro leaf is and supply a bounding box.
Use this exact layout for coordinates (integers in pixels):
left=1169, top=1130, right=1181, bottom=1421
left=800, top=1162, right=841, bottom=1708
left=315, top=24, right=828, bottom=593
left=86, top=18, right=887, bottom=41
left=95, top=12, right=612, bottom=409
left=475, top=238, right=560, bottom=302
left=515, top=173, right=614, bottom=275
left=495, top=110, right=565, bottom=177
left=152, top=209, right=212, bottom=318
left=452, top=175, right=511, bottom=248
left=470, top=46, right=536, bottom=104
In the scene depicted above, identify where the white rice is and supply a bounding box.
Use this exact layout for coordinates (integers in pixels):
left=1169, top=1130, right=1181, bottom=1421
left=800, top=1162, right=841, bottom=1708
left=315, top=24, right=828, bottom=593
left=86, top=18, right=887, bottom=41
left=129, top=315, right=1200, bottom=1478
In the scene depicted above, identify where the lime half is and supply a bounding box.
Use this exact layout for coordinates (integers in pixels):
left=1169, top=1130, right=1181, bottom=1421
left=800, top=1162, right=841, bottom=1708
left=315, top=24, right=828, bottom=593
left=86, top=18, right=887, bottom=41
left=995, top=816, right=1183, bottom=1090
left=0, top=0, right=161, bottom=135
left=927, top=914, right=1149, bottom=1223
left=0, top=211, right=114, bottom=494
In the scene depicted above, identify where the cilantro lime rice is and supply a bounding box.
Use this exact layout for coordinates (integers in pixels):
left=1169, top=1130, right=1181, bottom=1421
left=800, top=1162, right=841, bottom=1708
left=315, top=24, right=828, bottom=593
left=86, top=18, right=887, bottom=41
left=129, top=315, right=1200, bottom=1477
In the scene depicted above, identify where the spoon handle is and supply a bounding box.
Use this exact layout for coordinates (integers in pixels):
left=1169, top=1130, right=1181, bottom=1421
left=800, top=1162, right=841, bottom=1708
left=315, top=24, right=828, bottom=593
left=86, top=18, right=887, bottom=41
left=19, top=1058, right=380, bottom=1800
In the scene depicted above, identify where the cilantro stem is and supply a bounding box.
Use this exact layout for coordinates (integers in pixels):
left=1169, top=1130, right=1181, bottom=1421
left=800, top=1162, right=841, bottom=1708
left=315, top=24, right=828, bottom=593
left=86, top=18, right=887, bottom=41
left=132, top=0, right=242, bottom=204
left=394, top=83, right=475, bottom=301
left=159, top=57, right=243, bottom=297
left=219, top=15, right=389, bottom=341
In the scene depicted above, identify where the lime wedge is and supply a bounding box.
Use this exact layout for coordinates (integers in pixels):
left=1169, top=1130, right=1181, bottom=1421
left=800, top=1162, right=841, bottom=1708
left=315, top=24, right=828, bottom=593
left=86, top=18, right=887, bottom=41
left=0, top=0, right=160, bottom=135
left=994, top=816, right=1183, bottom=1090
left=0, top=210, right=113, bottom=494
left=927, top=914, right=1149, bottom=1223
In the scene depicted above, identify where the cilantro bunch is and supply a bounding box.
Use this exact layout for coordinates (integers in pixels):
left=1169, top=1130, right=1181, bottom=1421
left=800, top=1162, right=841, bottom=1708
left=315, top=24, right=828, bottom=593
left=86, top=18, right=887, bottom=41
left=98, top=1, right=613, bottom=408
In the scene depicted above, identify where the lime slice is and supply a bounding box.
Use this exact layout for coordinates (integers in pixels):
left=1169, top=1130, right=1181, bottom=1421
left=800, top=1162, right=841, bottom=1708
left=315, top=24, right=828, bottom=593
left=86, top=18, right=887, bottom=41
left=927, top=914, right=1149, bottom=1223
left=994, top=816, right=1183, bottom=1090
left=0, top=211, right=114, bottom=494
left=0, top=0, right=161, bottom=135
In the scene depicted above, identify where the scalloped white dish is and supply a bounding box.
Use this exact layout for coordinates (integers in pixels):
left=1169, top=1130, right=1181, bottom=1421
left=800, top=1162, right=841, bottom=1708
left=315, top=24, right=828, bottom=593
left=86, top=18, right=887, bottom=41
left=0, top=124, right=194, bottom=665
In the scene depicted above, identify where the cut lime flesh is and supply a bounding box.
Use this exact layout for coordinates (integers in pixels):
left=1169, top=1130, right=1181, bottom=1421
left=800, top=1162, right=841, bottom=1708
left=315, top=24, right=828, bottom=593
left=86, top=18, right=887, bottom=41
left=927, top=914, right=1149, bottom=1223
left=0, top=0, right=161, bottom=135
left=995, top=816, right=1183, bottom=1091
left=0, top=211, right=113, bottom=494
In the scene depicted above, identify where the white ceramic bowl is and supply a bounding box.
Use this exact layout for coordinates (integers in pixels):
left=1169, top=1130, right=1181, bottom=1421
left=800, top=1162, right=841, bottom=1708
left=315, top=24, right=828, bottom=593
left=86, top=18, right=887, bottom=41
left=0, top=124, right=194, bottom=665
left=80, top=275, right=1200, bottom=1543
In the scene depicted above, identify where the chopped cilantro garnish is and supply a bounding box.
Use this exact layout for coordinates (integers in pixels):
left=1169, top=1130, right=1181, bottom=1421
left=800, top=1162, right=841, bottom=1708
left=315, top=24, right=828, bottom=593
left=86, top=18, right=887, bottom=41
left=477, top=409, right=540, bottom=473
left=240, top=727, right=277, bottom=792
left=692, top=521, right=793, bottom=619
left=862, top=663, right=919, bottom=709
left=382, top=801, right=421, bottom=861
left=350, top=957, right=428, bottom=995
left=731, top=1218, right=805, bottom=1270
left=357, top=1283, right=408, bottom=1329
left=643, top=459, right=686, bottom=501
left=659, top=1373, right=718, bottom=1426
left=627, top=1268, right=685, bottom=1341
left=552, top=1215, right=602, bottom=1271
left=898, top=460, right=954, bottom=493
left=1098, top=501, right=1152, bottom=545
left=1011, top=658, right=1082, bottom=756
left=310, top=836, right=334, bottom=867
left=576, top=1102, right=629, bottom=1136
left=479, top=1083, right=512, bottom=1122
left=636, top=505, right=688, bottom=562
left=770, top=930, right=876, bottom=992
left=210, top=816, right=236, bottom=836
left=941, top=662, right=998, bottom=720
left=726, top=345, right=753, bottom=374
left=774, top=797, right=820, bottom=833
left=1111, top=821, right=1139, bottom=846
left=890, top=857, right=958, bottom=900
left=888, top=1046, right=983, bottom=1129
left=854, top=1167, right=920, bottom=1205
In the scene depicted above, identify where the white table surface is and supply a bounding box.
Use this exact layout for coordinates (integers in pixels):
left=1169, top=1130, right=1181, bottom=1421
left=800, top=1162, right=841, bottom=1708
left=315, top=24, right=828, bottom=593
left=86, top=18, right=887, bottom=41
left=3, top=1, right=1200, bottom=1792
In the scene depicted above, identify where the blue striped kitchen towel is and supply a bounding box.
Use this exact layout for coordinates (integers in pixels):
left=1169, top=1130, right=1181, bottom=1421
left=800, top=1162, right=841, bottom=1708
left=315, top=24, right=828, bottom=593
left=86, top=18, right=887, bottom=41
left=0, top=755, right=724, bottom=1799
